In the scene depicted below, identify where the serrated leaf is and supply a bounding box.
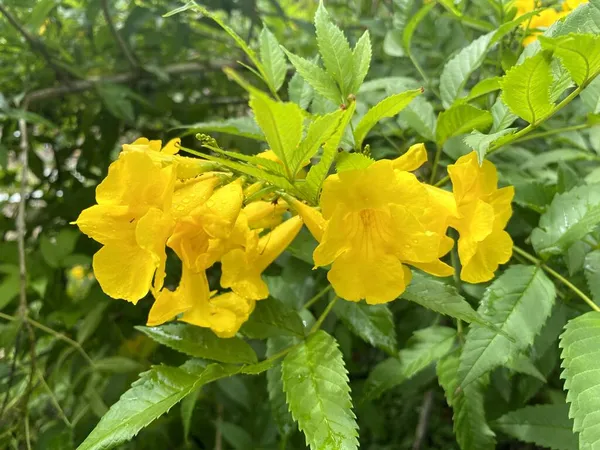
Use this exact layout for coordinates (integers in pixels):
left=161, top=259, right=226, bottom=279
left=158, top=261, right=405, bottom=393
left=399, top=96, right=437, bottom=141
left=174, top=117, right=264, bottom=140
left=335, top=152, right=374, bottom=172
left=315, top=1, right=354, bottom=97
left=464, top=77, right=502, bottom=102
left=436, top=104, right=492, bottom=147
left=501, top=52, right=554, bottom=124
left=354, top=89, right=422, bottom=148
left=402, top=3, right=436, bottom=51
left=362, top=326, right=456, bottom=400
left=402, top=272, right=484, bottom=325
left=94, top=357, right=143, bottom=374
left=136, top=324, right=257, bottom=364
left=77, top=363, right=240, bottom=450
left=334, top=301, right=396, bottom=354
left=464, top=128, right=516, bottom=163
left=458, top=265, right=556, bottom=387
left=282, top=330, right=358, bottom=450
left=260, top=27, right=287, bottom=92
left=241, top=297, right=305, bottom=339
left=349, top=31, right=372, bottom=94
left=493, top=404, right=577, bottom=450
left=438, top=352, right=496, bottom=450
left=181, top=387, right=202, bottom=441
left=585, top=250, right=600, bottom=304
left=582, top=76, right=600, bottom=113
left=490, top=98, right=518, bottom=132
left=288, top=72, right=314, bottom=110
left=440, top=32, right=495, bottom=108
left=283, top=50, right=341, bottom=103
left=267, top=336, right=297, bottom=436
left=531, top=184, right=600, bottom=257
left=540, top=33, right=600, bottom=85
left=505, top=353, right=546, bottom=382
left=560, top=311, right=600, bottom=447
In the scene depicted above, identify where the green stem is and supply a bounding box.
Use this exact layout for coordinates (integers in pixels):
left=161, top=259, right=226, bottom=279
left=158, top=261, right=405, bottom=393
left=512, top=123, right=590, bottom=144
left=512, top=245, right=600, bottom=312
left=304, top=285, right=333, bottom=310
left=310, top=297, right=339, bottom=333
left=429, top=145, right=444, bottom=184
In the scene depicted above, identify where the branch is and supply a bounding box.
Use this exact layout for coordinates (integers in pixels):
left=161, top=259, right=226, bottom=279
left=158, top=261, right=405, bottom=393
left=23, top=62, right=223, bottom=104
left=412, top=390, right=434, bottom=450
left=100, top=0, right=139, bottom=70
left=0, top=3, right=69, bottom=80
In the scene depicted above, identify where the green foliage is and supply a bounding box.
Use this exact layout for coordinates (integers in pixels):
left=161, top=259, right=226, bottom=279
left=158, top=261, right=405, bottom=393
left=241, top=297, right=305, bottom=339
left=334, top=301, right=396, bottom=354
left=540, top=33, right=600, bottom=86
left=282, top=330, right=358, bottom=450
left=436, top=104, right=493, bottom=147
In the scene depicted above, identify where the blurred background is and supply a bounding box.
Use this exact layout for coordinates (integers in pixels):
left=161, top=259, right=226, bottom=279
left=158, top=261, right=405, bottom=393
left=0, top=1, right=539, bottom=449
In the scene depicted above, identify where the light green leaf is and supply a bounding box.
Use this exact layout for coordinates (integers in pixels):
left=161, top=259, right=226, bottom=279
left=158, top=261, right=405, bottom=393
left=458, top=265, right=556, bottom=387
left=402, top=272, right=484, bottom=325
left=94, top=357, right=143, bottom=374
left=464, top=128, right=516, bottom=163
left=440, top=32, right=494, bottom=108
left=464, top=77, right=502, bottom=102
left=163, top=2, right=194, bottom=17
left=436, top=104, right=493, bottom=147
left=315, top=1, right=354, bottom=97
left=501, top=52, right=554, bottom=124
left=349, top=30, right=372, bottom=94
left=402, top=3, right=436, bottom=51
left=585, top=250, right=600, bottom=304
left=174, top=117, right=264, bottom=140
left=77, top=363, right=240, bottom=450
left=505, top=353, right=546, bottom=382
left=136, top=324, right=258, bottom=364
left=493, top=404, right=577, bottom=450
left=334, top=301, right=397, bottom=354
left=400, top=96, right=437, bottom=141
left=288, top=72, right=314, bottom=110
left=241, top=297, right=305, bottom=339
left=438, top=352, right=496, bottom=450
left=25, top=0, right=58, bottom=32
left=249, top=91, right=304, bottom=176
left=40, top=229, right=79, bottom=268
left=282, top=330, right=358, bottom=450
left=335, top=152, right=374, bottom=172
left=283, top=50, right=341, bottom=103
left=354, top=89, right=422, bottom=148
left=362, top=326, right=456, bottom=400
left=531, top=184, right=600, bottom=257
left=267, top=336, right=297, bottom=436
left=540, top=33, right=600, bottom=85
left=490, top=98, right=518, bottom=132
left=582, top=76, right=600, bottom=113
left=260, top=27, right=287, bottom=92
left=560, top=311, right=600, bottom=447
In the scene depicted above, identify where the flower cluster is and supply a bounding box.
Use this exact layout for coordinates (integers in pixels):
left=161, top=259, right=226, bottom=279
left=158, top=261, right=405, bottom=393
left=75, top=138, right=302, bottom=337
left=291, top=145, right=514, bottom=304
left=76, top=139, right=514, bottom=336
left=515, top=0, right=588, bottom=46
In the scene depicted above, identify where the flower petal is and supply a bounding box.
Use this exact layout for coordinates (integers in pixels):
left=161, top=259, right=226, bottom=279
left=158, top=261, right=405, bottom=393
left=392, top=143, right=428, bottom=172
left=461, top=229, right=513, bottom=283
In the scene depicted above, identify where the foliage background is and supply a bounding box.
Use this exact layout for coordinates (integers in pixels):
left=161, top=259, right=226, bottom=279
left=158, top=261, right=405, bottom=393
left=2, top=0, right=600, bottom=449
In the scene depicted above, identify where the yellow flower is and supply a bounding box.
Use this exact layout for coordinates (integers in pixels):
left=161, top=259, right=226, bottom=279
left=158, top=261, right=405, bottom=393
left=243, top=200, right=288, bottom=229
left=392, top=143, right=428, bottom=172
left=75, top=151, right=176, bottom=302
left=221, top=216, right=303, bottom=300
left=287, top=197, right=326, bottom=242
left=522, top=9, right=566, bottom=46
left=448, top=152, right=514, bottom=283
left=69, top=265, right=86, bottom=280
left=514, top=0, right=535, bottom=16
left=562, top=0, right=588, bottom=11
left=181, top=291, right=255, bottom=338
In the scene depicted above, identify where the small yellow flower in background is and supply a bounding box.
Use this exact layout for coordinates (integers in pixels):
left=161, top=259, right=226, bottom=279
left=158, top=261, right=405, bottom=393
left=75, top=151, right=176, bottom=302
left=562, top=0, right=588, bottom=11
left=448, top=152, right=514, bottom=283
left=523, top=9, right=565, bottom=46
left=70, top=265, right=86, bottom=280
left=514, top=0, right=535, bottom=17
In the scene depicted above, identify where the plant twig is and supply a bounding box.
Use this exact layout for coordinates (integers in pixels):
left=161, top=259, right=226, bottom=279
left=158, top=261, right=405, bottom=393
left=512, top=245, right=600, bottom=312
left=214, top=403, right=223, bottom=450
left=310, top=297, right=339, bottom=333
left=304, top=285, right=333, bottom=309
left=100, top=0, right=140, bottom=70
left=412, top=390, right=434, bottom=450
left=512, top=123, right=591, bottom=144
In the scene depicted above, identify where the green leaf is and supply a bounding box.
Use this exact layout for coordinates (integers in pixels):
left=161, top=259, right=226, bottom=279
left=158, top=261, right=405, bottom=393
left=174, top=118, right=264, bottom=140
left=315, top=1, right=354, bottom=97
left=493, top=404, right=577, bottom=450
left=302, top=102, right=356, bottom=203
left=540, top=33, right=600, bottom=85
left=40, top=229, right=79, bottom=268
left=440, top=32, right=494, bottom=108
left=163, top=2, right=194, bottom=17
left=335, top=152, right=374, bottom=172
left=354, top=89, right=422, bottom=149
left=349, top=31, right=372, bottom=94
left=282, top=330, right=358, bottom=450
left=288, top=72, right=314, bottom=109
left=402, top=272, right=484, bottom=325
left=241, top=297, right=305, bottom=339
left=464, top=128, right=516, bottom=163
left=463, top=77, right=502, bottom=103
left=267, top=336, right=296, bottom=436
left=260, top=27, right=287, bottom=92
left=136, top=324, right=258, bottom=364
left=501, top=52, right=554, bottom=124
left=180, top=387, right=201, bottom=442
left=220, top=422, right=254, bottom=450
left=560, top=311, right=600, bottom=447
left=490, top=98, right=518, bottom=132
left=531, top=184, right=600, bottom=257
left=436, top=104, right=492, bottom=147
left=402, top=3, right=436, bottom=51
left=584, top=250, right=600, bottom=304
left=96, top=83, right=135, bottom=122
left=582, top=76, right=600, bottom=113
left=458, top=265, right=556, bottom=387
left=25, top=0, right=58, bottom=32
left=400, top=96, right=437, bottom=141
left=249, top=92, right=304, bottom=177
left=291, top=109, right=345, bottom=176
left=94, top=357, right=143, bottom=374
left=334, top=301, right=397, bottom=354
left=362, top=326, right=456, bottom=400
left=283, top=50, right=341, bottom=103
left=77, top=363, right=239, bottom=450
left=438, top=352, right=496, bottom=450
